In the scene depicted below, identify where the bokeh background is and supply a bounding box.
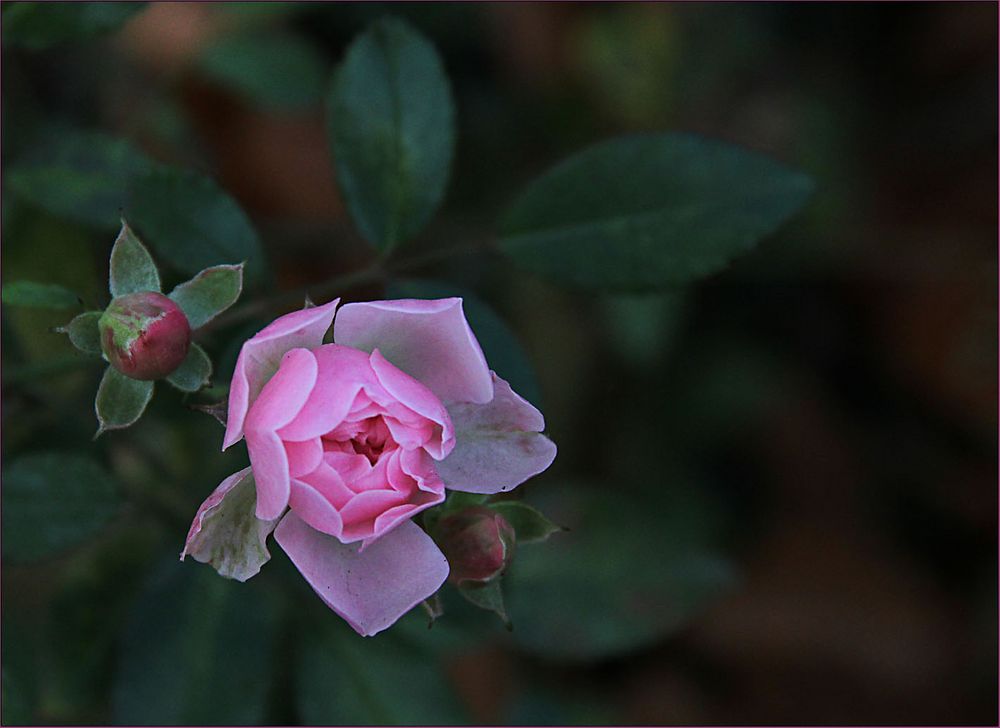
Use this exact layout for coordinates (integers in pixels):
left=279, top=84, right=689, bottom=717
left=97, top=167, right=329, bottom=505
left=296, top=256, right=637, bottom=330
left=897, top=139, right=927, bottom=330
left=2, top=2, right=997, bottom=725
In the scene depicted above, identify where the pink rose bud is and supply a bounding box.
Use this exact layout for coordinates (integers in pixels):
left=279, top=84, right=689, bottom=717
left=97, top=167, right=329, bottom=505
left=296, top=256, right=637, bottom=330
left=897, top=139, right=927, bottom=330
left=99, top=291, right=191, bottom=380
left=434, top=506, right=516, bottom=584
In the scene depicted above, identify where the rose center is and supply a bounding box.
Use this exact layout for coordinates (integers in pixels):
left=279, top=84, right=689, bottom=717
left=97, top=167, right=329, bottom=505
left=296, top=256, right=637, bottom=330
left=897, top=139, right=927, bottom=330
left=347, top=416, right=391, bottom=465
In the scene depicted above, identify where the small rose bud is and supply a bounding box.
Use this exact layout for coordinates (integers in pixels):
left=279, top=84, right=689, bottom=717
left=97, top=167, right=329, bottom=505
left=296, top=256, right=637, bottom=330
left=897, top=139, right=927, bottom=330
left=99, top=291, right=191, bottom=380
left=434, top=506, right=516, bottom=585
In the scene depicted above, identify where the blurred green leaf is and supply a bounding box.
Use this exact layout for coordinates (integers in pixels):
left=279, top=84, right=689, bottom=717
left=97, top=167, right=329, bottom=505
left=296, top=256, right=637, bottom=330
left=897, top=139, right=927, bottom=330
left=491, top=501, right=563, bottom=544
left=327, top=16, right=455, bottom=251
left=165, top=343, right=212, bottom=393
left=95, top=366, right=154, bottom=435
left=296, top=619, right=467, bottom=725
left=499, top=133, right=814, bottom=291
left=600, top=290, right=688, bottom=368
left=6, top=128, right=154, bottom=229
left=506, top=480, right=737, bottom=660
left=457, top=579, right=510, bottom=628
left=200, top=33, right=327, bottom=110
left=113, top=560, right=277, bottom=724
left=1, top=451, right=121, bottom=562
left=2, top=280, right=79, bottom=309
left=388, top=278, right=542, bottom=406
left=128, top=167, right=264, bottom=284
left=57, top=311, right=103, bottom=355
left=109, top=218, right=161, bottom=297
left=168, top=263, right=244, bottom=329
left=2, top=2, right=144, bottom=50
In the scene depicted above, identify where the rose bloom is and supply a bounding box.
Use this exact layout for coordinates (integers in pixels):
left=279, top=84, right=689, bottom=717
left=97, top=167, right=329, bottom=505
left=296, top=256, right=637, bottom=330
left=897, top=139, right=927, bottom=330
left=183, top=298, right=555, bottom=636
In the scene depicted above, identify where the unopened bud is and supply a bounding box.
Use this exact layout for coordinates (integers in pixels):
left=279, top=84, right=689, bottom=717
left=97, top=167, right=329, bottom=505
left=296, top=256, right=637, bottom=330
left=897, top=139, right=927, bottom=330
left=434, top=506, right=516, bottom=585
left=99, top=292, right=191, bottom=380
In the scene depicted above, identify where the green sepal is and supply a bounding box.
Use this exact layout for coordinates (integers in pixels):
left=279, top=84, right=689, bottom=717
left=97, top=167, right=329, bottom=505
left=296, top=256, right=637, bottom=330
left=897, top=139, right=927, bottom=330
left=168, top=263, right=244, bottom=330
left=165, top=344, right=212, bottom=392
left=457, top=579, right=511, bottom=630
left=57, top=311, right=104, bottom=356
left=109, top=218, right=161, bottom=297
left=489, top=501, right=564, bottom=544
left=94, top=366, right=154, bottom=437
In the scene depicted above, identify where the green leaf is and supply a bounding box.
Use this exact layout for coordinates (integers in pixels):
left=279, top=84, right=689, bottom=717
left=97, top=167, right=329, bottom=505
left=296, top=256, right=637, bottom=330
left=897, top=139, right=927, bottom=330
left=200, top=33, right=327, bottom=110
left=499, top=133, right=814, bottom=291
left=296, top=619, right=467, bottom=725
left=1, top=280, right=79, bottom=309
left=165, top=343, right=212, bottom=392
left=113, top=560, right=277, bottom=724
left=95, top=366, right=154, bottom=436
left=6, top=128, right=154, bottom=229
left=57, top=310, right=103, bottom=355
left=490, top=501, right=562, bottom=544
left=109, top=218, right=161, bottom=297
left=388, top=278, right=542, bottom=405
left=457, top=579, right=510, bottom=628
left=128, top=167, right=264, bottom=284
left=2, top=2, right=145, bottom=50
left=506, top=480, right=737, bottom=660
left=326, top=16, right=455, bottom=250
left=168, top=263, right=244, bottom=329
left=0, top=451, right=120, bottom=562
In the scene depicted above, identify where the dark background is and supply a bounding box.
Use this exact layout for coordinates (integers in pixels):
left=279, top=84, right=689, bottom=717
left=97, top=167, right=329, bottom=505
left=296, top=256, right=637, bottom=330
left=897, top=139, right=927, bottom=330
left=2, top=3, right=997, bottom=725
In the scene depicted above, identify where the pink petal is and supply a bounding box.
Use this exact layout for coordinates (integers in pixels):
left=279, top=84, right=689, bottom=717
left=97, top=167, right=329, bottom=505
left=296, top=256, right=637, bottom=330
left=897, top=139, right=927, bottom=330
left=369, top=349, right=454, bottom=459
left=334, top=298, right=493, bottom=406
left=286, top=438, right=323, bottom=478
left=436, top=373, right=557, bottom=495
left=278, top=345, right=371, bottom=442
left=246, top=429, right=291, bottom=520
left=274, top=512, right=450, bottom=637
left=224, top=299, right=338, bottom=449
left=246, top=348, right=318, bottom=432
left=288, top=478, right=345, bottom=537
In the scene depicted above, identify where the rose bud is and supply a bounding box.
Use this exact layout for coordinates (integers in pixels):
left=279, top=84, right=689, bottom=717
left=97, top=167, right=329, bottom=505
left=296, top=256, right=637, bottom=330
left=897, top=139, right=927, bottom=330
left=99, top=291, right=191, bottom=380
left=434, top=506, right=516, bottom=585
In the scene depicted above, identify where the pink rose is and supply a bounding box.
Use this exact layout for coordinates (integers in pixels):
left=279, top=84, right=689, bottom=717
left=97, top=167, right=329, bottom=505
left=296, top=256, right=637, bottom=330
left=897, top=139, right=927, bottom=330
left=182, top=298, right=556, bottom=636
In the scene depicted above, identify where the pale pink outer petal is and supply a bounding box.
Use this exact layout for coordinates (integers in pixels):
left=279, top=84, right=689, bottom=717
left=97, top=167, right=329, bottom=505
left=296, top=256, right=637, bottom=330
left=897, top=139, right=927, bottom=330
left=181, top=467, right=279, bottom=582
left=369, top=349, right=454, bottom=459
left=224, top=299, right=339, bottom=449
left=333, top=298, right=493, bottom=405
left=245, top=348, right=319, bottom=520
left=436, top=372, right=557, bottom=495
left=274, top=512, right=449, bottom=637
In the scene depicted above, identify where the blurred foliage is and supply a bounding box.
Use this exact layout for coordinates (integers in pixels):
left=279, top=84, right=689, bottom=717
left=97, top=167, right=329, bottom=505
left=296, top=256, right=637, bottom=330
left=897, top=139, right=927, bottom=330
left=1, top=2, right=996, bottom=726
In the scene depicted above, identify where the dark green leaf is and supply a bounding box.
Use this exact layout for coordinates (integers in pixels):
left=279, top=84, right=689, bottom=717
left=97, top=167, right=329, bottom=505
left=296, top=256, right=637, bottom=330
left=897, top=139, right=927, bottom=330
left=165, top=343, right=212, bottom=393
left=128, top=167, right=264, bottom=284
left=296, top=619, right=467, bottom=725
left=168, top=263, right=244, bottom=329
left=387, top=278, right=542, bottom=405
left=57, top=311, right=103, bottom=355
left=499, top=133, right=814, bottom=291
left=6, top=128, right=154, bottom=229
left=200, top=33, right=327, bottom=109
left=327, top=17, right=455, bottom=250
left=113, top=560, right=277, bottom=724
left=1, top=451, right=120, bottom=562
left=95, top=366, right=154, bottom=436
left=506, top=480, right=737, bottom=660
left=109, top=218, right=161, bottom=297
left=457, top=579, right=510, bottom=628
left=2, top=2, right=144, bottom=50
left=490, top=501, right=563, bottom=544
left=1, top=280, right=79, bottom=309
